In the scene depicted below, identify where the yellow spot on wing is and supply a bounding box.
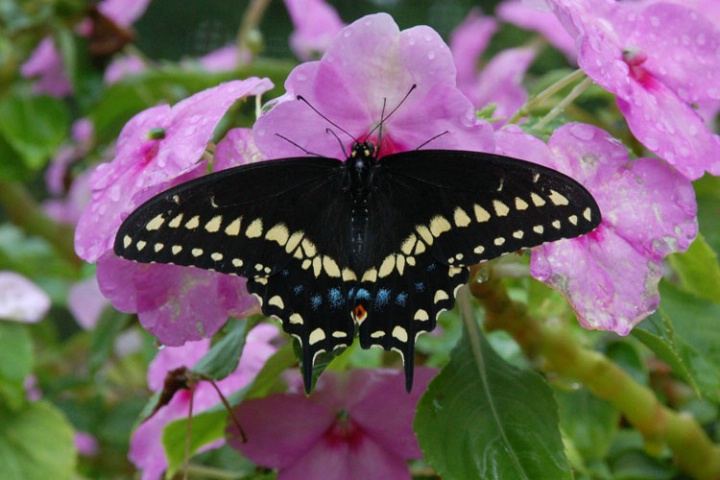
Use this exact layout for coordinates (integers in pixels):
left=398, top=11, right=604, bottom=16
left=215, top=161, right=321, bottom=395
left=453, top=207, right=471, bottom=227
left=309, top=328, right=326, bottom=345
left=168, top=214, right=183, bottom=228
left=474, top=204, right=491, bottom=222
left=146, top=214, right=165, bottom=231
left=548, top=189, right=569, bottom=206
left=392, top=326, right=408, bottom=342
left=266, top=223, right=290, bottom=246
left=185, top=215, right=200, bottom=229
left=493, top=200, right=510, bottom=217
left=429, top=215, right=451, bottom=237
left=246, top=218, right=263, bottom=238
left=204, top=215, right=223, bottom=233
left=225, top=217, right=242, bottom=236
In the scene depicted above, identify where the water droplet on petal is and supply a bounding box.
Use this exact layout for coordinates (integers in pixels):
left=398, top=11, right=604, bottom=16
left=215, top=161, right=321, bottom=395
left=569, top=123, right=595, bottom=140
left=650, top=16, right=660, bottom=27
left=428, top=50, right=435, bottom=60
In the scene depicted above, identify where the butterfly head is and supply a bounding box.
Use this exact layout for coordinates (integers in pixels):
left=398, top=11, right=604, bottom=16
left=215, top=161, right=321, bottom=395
left=350, top=141, right=378, bottom=161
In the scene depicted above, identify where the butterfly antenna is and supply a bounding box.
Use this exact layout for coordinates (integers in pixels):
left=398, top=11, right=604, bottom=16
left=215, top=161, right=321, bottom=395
left=326, top=128, right=349, bottom=158
left=415, top=130, right=449, bottom=150
left=275, top=133, right=322, bottom=157
left=296, top=95, right=357, bottom=142
left=364, top=84, right=417, bottom=142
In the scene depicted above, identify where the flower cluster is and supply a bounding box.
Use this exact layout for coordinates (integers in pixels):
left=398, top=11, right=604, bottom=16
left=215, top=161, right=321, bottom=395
left=11, top=0, right=718, bottom=478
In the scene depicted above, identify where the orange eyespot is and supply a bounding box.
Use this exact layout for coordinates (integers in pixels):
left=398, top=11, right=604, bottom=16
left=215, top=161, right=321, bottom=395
left=353, top=304, right=367, bottom=323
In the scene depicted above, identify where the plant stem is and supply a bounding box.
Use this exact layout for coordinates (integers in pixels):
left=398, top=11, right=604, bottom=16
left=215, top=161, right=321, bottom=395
left=532, top=76, right=594, bottom=131
left=471, top=274, right=720, bottom=480
left=0, top=178, right=82, bottom=269
left=506, top=68, right=587, bottom=125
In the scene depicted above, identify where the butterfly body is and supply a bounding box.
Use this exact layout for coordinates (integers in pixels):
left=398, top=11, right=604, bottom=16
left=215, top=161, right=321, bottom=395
left=115, top=143, right=601, bottom=392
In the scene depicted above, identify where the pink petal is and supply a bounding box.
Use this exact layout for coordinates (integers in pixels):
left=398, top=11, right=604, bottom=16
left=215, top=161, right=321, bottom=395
left=344, top=368, right=435, bottom=459
left=230, top=395, right=335, bottom=468
left=449, top=8, right=498, bottom=87
left=472, top=47, right=535, bottom=121
left=618, top=3, right=720, bottom=105
left=68, top=275, right=109, bottom=330
left=285, top=0, right=345, bottom=61
left=75, top=78, right=273, bottom=262
left=530, top=123, right=698, bottom=334
left=617, top=76, right=720, bottom=180
left=0, top=272, right=50, bottom=323
left=531, top=226, right=663, bottom=335
left=97, top=0, right=151, bottom=27
left=254, top=13, right=493, bottom=161
left=497, top=0, right=577, bottom=62
left=96, top=255, right=257, bottom=346
left=280, top=434, right=412, bottom=480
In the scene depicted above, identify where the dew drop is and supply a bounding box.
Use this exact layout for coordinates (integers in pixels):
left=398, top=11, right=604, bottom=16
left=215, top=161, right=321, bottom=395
left=650, top=16, right=660, bottom=27
left=569, top=123, right=595, bottom=140
left=644, top=137, right=659, bottom=150
left=428, top=50, right=435, bottom=60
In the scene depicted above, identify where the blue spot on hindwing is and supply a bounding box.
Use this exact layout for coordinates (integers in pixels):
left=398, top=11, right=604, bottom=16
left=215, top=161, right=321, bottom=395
left=355, top=288, right=371, bottom=301
left=328, top=288, right=343, bottom=310
left=415, top=282, right=425, bottom=292
left=375, top=288, right=391, bottom=309
left=427, top=262, right=437, bottom=272
left=395, top=292, right=408, bottom=307
left=311, top=294, right=322, bottom=311
left=293, top=285, right=304, bottom=295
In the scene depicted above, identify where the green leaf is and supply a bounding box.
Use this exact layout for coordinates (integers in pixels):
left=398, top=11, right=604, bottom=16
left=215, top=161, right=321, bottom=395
left=244, top=343, right=297, bottom=400
left=194, top=317, right=261, bottom=380
left=0, top=91, right=69, bottom=170
left=694, top=175, right=720, bottom=255
left=632, top=313, right=697, bottom=392
left=656, top=282, right=720, bottom=401
left=0, top=322, right=33, bottom=409
left=556, top=388, right=619, bottom=460
left=0, top=400, right=77, bottom=480
left=415, top=324, right=572, bottom=480
left=88, top=307, right=132, bottom=374
left=163, top=409, right=228, bottom=477
left=668, top=234, right=720, bottom=303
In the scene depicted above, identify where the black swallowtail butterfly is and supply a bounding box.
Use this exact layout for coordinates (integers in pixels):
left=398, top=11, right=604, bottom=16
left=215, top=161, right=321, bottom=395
left=115, top=131, right=601, bottom=393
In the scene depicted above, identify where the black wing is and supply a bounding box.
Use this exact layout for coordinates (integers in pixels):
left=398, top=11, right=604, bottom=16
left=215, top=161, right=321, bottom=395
left=355, top=150, right=601, bottom=390
left=114, top=157, right=357, bottom=387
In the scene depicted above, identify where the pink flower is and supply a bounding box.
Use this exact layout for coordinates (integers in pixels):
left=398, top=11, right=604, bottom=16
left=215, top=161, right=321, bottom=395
left=496, top=123, right=697, bottom=334
left=129, top=324, right=278, bottom=480
left=254, top=13, right=494, bottom=161
left=546, top=0, right=720, bottom=179
left=21, top=0, right=151, bottom=96
left=284, top=0, right=345, bottom=61
left=68, top=276, right=109, bottom=330
left=229, top=368, right=436, bottom=480
left=104, top=55, right=146, bottom=84
left=449, top=8, right=537, bottom=122
left=75, top=78, right=273, bottom=346
left=496, top=0, right=577, bottom=62
left=20, top=38, right=73, bottom=97
left=0, top=271, right=50, bottom=323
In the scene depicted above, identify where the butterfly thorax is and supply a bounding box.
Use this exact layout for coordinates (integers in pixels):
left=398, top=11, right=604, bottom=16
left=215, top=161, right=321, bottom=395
left=345, top=141, right=379, bottom=266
